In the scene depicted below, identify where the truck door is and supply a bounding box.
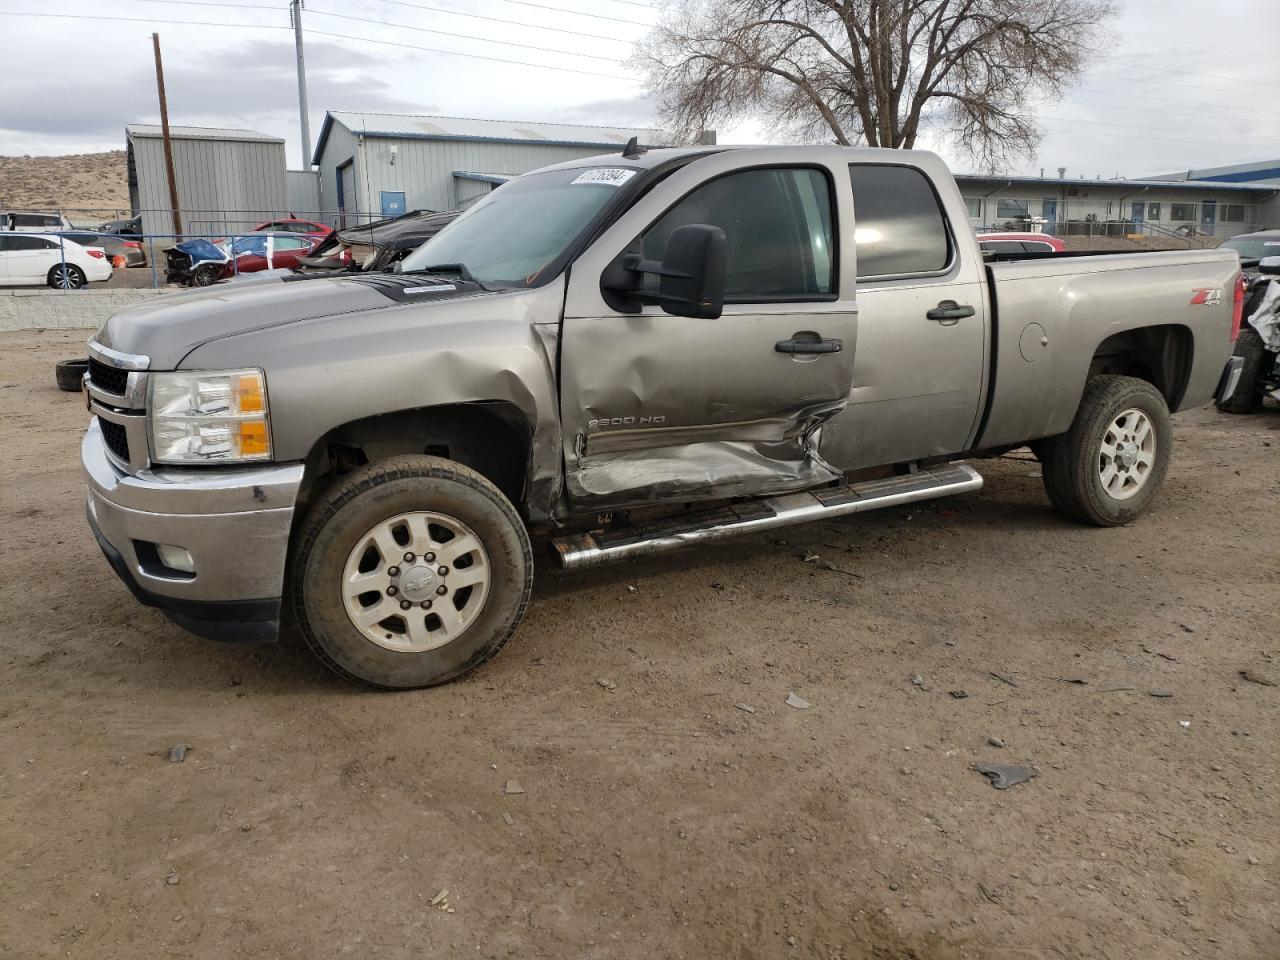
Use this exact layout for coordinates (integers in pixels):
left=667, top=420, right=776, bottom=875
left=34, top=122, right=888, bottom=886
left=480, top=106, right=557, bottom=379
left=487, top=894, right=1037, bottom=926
left=559, top=154, right=858, bottom=510
left=818, top=162, right=988, bottom=472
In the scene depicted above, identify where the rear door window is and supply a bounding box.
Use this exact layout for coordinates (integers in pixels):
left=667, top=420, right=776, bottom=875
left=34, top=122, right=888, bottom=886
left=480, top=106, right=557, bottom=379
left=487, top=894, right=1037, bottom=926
left=849, top=164, right=951, bottom=279
left=980, top=240, right=1027, bottom=254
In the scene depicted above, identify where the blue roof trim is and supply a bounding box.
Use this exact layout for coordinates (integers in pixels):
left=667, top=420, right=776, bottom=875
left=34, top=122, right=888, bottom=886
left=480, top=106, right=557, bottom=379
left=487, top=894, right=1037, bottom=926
left=953, top=173, right=1276, bottom=193
left=453, top=171, right=511, bottom=184
left=1194, top=166, right=1280, bottom=183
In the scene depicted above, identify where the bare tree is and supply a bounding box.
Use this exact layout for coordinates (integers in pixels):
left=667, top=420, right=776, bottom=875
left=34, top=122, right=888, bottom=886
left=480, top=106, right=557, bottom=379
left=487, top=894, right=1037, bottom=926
left=639, top=0, right=1114, bottom=168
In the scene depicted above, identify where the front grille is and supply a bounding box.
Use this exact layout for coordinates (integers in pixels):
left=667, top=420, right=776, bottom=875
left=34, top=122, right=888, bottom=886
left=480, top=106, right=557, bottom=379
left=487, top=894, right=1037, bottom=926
left=99, top=418, right=130, bottom=462
left=88, top=358, right=128, bottom=395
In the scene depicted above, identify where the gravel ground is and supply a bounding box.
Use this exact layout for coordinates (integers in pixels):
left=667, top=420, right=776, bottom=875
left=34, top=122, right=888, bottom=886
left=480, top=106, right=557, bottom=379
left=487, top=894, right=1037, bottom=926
left=2, top=329, right=1277, bottom=959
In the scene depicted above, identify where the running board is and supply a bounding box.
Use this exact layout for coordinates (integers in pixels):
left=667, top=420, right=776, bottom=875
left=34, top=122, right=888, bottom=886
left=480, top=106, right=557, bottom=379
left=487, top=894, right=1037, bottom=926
left=551, top=462, right=983, bottom=571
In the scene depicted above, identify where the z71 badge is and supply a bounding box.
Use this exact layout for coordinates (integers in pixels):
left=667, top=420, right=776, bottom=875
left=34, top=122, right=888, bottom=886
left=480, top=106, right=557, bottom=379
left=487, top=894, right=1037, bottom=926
left=588, top=415, right=666, bottom=429
left=1189, top=287, right=1222, bottom=305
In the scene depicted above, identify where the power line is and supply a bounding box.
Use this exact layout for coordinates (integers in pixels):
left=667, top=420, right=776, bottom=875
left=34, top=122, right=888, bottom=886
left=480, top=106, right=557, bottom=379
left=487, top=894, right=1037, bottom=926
left=305, top=27, right=631, bottom=79
left=0, top=11, right=634, bottom=79
left=1037, top=122, right=1280, bottom=151
left=307, top=8, right=624, bottom=63
left=323, top=0, right=629, bottom=43
left=479, top=0, right=652, bottom=28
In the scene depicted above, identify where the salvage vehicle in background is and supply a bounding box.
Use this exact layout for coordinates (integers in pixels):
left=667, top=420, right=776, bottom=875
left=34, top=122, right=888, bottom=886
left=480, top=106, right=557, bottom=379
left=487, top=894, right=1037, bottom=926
left=1219, top=230, right=1280, bottom=279
left=1216, top=257, right=1280, bottom=414
left=82, top=144, right=1245, bottom=689
left=0, top=233, right=112, bottom=288
left=164, top=232, right=320, bottom=286
left=2, top=210, right=75, bottom=232
left=98, top=214, right=142, bottom=237
left=252, top=217, right=333, bottom=239
left=54, top=230, right=147, bottom=268
left=296, top=209, right=459, bottom=273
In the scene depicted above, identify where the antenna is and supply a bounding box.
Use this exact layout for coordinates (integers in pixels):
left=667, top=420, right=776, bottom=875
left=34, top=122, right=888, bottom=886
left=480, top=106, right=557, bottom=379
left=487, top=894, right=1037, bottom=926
left=621, top=136, right=647, bottom=159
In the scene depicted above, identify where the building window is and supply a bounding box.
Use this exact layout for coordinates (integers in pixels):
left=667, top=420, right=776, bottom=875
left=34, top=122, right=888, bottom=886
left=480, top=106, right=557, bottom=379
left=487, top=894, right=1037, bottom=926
left=1221, top=204, right=1245, bottom=222
left=996, top=199, right=1028, bottom=220
left=964, top=197, right=981, bottom=219
left=1147, top=202, right=1161, bottom=220
left=1170, top=202, right=1196, bottom=221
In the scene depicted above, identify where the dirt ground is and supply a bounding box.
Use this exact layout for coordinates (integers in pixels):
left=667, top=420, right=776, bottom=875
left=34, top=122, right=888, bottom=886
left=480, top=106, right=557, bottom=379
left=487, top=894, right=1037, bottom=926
left=1, top=329, right=1276, bottom=959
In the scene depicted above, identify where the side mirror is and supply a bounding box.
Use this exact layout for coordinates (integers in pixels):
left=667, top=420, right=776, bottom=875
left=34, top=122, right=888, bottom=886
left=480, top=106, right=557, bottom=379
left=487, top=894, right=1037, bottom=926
left=1259, top=256, right=1280, bottom=276
left=601, top=223, right=727, bottom=319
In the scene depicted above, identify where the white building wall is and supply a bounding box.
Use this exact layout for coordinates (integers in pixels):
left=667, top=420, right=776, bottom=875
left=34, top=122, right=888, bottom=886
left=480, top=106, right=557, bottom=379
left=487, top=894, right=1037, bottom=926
left=286, top=170, right=321, bottom=218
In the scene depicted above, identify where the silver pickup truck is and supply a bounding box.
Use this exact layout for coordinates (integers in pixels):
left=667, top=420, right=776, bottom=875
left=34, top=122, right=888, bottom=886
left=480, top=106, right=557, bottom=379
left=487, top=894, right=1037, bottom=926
left=81, top=146, right=1247, bottom=688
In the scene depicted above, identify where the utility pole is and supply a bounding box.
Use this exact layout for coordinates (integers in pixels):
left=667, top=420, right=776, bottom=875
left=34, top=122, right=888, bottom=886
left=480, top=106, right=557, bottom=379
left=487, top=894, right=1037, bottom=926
left=152, top=32, right=182, bottom=238
left=290, top=0, right=312, bottom=168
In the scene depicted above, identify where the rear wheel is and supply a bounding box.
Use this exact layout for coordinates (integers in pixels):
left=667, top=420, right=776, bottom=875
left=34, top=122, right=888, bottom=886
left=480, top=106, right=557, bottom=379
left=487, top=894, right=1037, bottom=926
left=290, top=456, right=532, bottom=689
left=1216, top=328, right=1269, bottom=415
left=47, top=264, right=86, bottom=289
left=1039, top=375, right=1173, bottom=526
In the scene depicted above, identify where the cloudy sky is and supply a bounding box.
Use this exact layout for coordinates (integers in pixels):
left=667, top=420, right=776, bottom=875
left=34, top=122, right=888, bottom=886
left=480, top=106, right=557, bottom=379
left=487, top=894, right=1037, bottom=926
left=2, top=0, right=1278, bottom=178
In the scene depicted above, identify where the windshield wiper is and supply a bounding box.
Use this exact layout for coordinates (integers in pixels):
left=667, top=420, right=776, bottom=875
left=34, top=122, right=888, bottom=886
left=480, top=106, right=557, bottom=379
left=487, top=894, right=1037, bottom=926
left=406, top=261, right=477, bottom=282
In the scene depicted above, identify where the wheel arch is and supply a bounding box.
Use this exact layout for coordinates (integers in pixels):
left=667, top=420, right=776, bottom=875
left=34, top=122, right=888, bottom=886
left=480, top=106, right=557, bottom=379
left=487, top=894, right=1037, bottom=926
left=297, top=401, right=535, bottom=519
left=1086, top=323, right=1194, bottom=410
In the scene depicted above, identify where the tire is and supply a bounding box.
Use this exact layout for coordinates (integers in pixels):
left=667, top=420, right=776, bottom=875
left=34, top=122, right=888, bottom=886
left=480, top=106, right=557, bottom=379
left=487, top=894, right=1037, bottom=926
left=47, top=264, right=86, bottom=289
left=55, top=358, right=88, bottom=392
left=1039, top=375, right=1173, bottom=527
left=1215, top=328, right=1269, bottom=415
left=191, top=264, right=221, bottom=287
left=290, top=456, right=533, bottom=689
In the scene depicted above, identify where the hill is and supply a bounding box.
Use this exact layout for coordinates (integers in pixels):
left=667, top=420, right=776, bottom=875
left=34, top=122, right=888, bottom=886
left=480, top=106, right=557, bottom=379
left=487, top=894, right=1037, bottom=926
left=0, top=151, right=130, bottom=220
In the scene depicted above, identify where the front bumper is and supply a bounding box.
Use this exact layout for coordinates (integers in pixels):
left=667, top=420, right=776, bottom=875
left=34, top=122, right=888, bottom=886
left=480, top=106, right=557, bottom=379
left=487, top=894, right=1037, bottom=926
left=82, top=420, right=304, bottom=642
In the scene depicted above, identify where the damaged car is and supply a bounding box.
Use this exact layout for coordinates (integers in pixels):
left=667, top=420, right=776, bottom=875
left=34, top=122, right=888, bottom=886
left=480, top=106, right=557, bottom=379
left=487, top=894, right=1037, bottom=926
left=164, top=232, right=320, bottom=286
left=296, top=210, right=459, bottom=273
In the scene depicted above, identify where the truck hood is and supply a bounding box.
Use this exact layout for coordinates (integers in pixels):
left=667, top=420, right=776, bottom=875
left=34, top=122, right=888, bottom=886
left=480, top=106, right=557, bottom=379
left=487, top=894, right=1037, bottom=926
left=94, top=274, right=488, bottom=369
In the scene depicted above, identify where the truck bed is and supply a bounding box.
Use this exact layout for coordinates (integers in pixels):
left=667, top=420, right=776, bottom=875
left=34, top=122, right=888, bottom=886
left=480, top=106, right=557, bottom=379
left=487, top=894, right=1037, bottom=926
left=976, top=248, right=1240, bottom=449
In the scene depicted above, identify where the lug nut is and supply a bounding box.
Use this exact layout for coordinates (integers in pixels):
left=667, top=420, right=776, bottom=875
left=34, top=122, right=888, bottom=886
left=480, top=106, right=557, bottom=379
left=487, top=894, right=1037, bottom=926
left=425, top=552, right=436, bottom=562
left=400, top=600, right=411, bottom=610
left=438, top=566, right=449, bottom=576
left=436, top=585, right=448, bottom=596
left=421, top=600, right=432, bottom=610
left=403, top=552, right=415, bottom=562
left=388, top=565, right=400, bottom=577
left=386, top=586, right=398, bottom=596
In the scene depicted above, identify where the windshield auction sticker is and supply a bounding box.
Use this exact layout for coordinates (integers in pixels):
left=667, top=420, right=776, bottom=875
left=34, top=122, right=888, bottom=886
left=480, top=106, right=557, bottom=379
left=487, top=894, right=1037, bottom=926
left=571, top=168, right=637, bottom=187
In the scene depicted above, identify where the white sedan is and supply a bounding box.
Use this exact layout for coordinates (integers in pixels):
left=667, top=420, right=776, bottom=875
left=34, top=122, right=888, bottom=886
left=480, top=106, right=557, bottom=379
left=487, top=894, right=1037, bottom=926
left=0, top=232, right=114, bottom=288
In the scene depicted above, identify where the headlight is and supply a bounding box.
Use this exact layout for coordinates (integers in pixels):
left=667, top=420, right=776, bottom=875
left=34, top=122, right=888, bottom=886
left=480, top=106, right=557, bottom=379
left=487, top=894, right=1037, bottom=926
left=148, top=369, right=272, bottom=464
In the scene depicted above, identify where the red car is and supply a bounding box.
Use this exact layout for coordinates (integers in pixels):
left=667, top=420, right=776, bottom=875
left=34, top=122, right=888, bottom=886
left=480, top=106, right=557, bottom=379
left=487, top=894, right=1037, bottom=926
left=218, top=233, right=319, bottom=279
left=977, top=232, right=1065, bottom=254
left=252, top=218, right=334, bottom=239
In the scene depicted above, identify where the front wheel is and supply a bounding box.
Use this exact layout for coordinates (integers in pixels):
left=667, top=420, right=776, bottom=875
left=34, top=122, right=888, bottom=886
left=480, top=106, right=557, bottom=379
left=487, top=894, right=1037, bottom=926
left=1039, top=375, right=1173, bottom=527
left=290, top=456, right=532, bottom=689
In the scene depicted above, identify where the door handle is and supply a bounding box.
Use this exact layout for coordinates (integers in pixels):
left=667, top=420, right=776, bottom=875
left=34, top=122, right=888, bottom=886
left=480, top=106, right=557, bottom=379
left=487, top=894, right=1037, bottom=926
left=775, top=332, right=843, bottom=354
left=926, top=301, right=975, bottom=325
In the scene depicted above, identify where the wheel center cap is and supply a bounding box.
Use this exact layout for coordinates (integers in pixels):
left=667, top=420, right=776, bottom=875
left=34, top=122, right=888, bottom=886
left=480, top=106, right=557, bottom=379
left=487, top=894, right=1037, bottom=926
left=398, top=564, right=437, bottom=601
left=1119, top=443, right=1139, bottom=468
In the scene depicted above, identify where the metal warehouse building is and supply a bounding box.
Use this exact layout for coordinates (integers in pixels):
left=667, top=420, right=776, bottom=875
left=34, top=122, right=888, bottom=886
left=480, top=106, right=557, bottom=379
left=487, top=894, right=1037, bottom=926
left=311, top=112, right=662, bottom=225
left=125, top=124, right=288, bottom=239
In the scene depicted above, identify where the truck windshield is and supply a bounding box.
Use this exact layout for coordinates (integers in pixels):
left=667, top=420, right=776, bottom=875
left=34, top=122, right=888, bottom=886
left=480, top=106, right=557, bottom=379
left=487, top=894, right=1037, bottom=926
left=400, top=166, right=638, bottom=286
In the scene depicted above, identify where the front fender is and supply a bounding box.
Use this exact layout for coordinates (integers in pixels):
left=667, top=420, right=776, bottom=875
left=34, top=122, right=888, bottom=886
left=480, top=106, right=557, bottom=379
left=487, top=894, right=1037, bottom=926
left=181, top=280, right=565, bottom=521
